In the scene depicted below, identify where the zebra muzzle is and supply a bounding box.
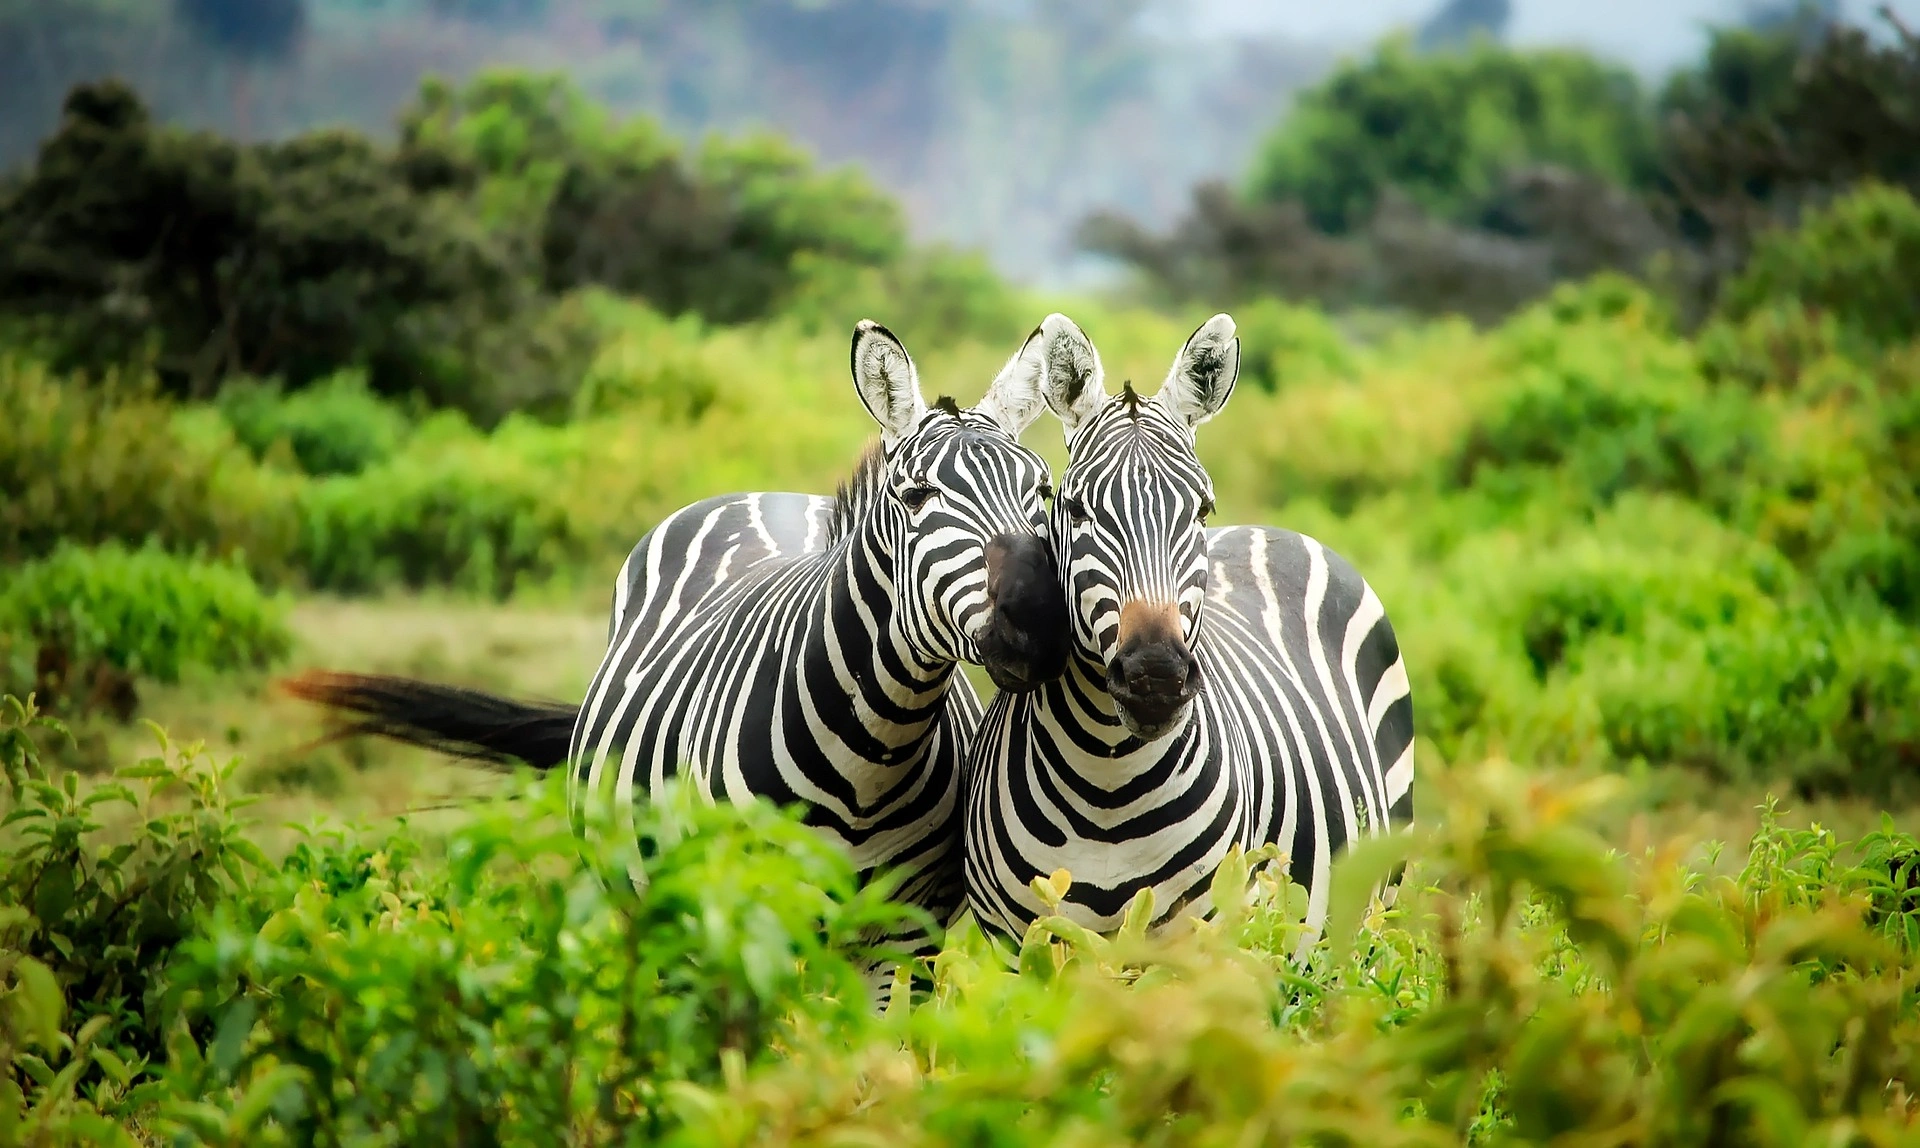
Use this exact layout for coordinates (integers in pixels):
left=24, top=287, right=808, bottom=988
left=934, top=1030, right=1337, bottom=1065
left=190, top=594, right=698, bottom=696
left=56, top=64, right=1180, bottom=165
left=1106, top=601, right=1201, bottom=736
left=978, top=533, right=1072, bottom=692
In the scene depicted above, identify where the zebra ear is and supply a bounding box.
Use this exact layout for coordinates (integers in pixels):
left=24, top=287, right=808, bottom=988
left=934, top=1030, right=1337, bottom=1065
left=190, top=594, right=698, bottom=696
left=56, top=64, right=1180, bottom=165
left=1156, top=313, right=1239, bottom=430
left=851, top=319, right=929, bottom=448
left=1030, top=312, right=1107, bottom=437
left=973, top=322, right=1052, bottom=436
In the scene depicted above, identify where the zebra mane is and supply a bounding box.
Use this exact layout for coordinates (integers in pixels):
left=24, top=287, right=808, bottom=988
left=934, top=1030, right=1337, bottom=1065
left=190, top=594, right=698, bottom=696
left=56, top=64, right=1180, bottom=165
left=828, top=398, right=970, bottom=544
left=829, top=440, right=888, bottom=545
left=1119, top=380, right=1144, bottom=416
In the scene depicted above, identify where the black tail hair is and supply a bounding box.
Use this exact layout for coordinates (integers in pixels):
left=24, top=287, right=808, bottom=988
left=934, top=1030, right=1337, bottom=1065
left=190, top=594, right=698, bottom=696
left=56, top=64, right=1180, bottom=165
left=278, top=670, right=578, bottom=771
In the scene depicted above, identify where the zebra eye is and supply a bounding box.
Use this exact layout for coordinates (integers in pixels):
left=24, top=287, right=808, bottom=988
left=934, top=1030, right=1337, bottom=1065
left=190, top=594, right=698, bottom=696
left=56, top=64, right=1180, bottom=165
left=1059, top=494, right=1090, bottom=522
left=899, top=484, right=936, bottom=512
left=1197, top=497, right=1215, bottom=525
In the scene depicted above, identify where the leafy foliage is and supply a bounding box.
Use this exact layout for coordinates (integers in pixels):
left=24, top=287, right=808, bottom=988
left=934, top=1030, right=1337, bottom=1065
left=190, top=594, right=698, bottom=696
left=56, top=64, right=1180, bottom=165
left=0, top=544, right=291, bottom=717
left=0, top=81, right=517, bottom=406
left=2, top=698, right=267, bottom=1142
left=6, top=700, right=1920, bottom=1143
left=1248, top=37, right=1659, bottom=235
left=0, top=356, right=291, bottom=570
left=1717, top=181, right=1920, bottom=357
left=160, top=780, right=912, bottom=1143
left=1085, top=39, right=1669, bottom=320
left=676, top=760, right=1920, bottom=1145
left=1658, top=10, right=1920, bottom=308
left=217, top=371, right=412, bottom=477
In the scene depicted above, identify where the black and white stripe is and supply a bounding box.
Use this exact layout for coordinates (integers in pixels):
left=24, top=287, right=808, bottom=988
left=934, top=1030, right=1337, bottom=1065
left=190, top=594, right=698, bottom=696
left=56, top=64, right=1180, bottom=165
left=569, top=320, right=1067, bottom=986
left=282, top=321, right=1071, bottom=1005
left=962, top=314, right=1416, bottom=952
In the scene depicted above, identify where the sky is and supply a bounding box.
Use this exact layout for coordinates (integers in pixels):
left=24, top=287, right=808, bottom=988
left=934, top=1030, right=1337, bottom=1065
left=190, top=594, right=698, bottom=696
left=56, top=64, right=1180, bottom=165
left=1188, top=0, right=1920, bottom=76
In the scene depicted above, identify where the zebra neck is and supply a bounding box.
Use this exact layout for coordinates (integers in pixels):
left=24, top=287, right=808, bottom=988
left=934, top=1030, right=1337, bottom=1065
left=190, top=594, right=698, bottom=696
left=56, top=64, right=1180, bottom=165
left=811, top=523, right=955, bottom=762
left=1044, top=651, right=1196, bottom=767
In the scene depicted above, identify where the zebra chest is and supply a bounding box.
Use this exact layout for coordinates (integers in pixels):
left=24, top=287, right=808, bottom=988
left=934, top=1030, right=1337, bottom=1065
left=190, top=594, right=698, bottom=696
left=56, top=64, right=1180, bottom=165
left=992, top=723, right=1254, bottom=928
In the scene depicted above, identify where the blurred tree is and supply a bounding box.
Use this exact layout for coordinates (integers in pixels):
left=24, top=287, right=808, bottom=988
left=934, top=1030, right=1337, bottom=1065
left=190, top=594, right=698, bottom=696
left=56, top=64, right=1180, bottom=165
left=0, top=81, right=514, bottom=405
left=1247, top=38, right=1659, bottom=235
left=1076, top=182, right=1365, bottom=306
left=1084, top=34, right=1679, bottom=320
left=1657, top=9, right=1920, bottom=312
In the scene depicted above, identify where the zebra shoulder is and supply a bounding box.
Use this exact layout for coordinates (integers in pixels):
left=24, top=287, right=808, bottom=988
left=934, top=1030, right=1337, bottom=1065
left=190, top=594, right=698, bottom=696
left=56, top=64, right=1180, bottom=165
left=607, top=492, right=835, bottom=640
left=1204, top=524, right=1403, bottom=689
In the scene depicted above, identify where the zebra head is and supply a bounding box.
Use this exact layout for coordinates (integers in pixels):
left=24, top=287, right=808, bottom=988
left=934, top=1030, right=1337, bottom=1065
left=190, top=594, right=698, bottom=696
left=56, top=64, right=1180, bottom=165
left=1039, top=312, right=1240, bottom=740
left=851, top=319, right=1071, bottom=694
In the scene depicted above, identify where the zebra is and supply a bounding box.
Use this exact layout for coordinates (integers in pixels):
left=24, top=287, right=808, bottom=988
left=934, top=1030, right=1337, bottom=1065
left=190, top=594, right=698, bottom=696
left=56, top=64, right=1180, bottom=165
left=961, top=312, right=1416, bottom=955
left=285, top=318, right=1072, bottom=998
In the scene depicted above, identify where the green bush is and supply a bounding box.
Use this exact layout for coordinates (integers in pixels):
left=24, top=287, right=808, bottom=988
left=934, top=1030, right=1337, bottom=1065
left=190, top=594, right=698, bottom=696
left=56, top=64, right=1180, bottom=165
left=1590, top=605, right=1920, bottom=795
left=1451, top=312, right=1761, bottom=512
left=674, top=760, right=1920, bottom=1146
left=1717, top=182, right=1920, bottom=357
left=217, top=370, right=412, bottom=476
left=6, top=704, right=1920, bottom=1143
left=1230, top=296, right=1358, bottom=392
left=292, top=416, right=594, bottom=598
left=0, top=81, right=517, bottom=406
left=161, top=779, right=911, bottom=1143
left=784, top=246, right=1026, bottom=351
left=0, top=357, right=293, bottom=570
left=1248, top=37, right=1658, bottom=234
left=0, top=544, right=290, bottom=713
left=2, top=699, right=267, bottom=1138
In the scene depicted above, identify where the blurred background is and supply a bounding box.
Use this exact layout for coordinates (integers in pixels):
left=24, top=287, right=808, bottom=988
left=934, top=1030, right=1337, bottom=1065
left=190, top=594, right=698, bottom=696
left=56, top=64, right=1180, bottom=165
left=3, top=0, right=1918, bottom=842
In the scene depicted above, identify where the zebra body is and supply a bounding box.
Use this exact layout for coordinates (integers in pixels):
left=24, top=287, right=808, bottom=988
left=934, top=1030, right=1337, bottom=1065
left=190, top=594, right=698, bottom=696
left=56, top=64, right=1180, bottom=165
left=963, top=313, right=1415, bottom=947
left=965, top=524, right=1414, bottom=939
left=567, top=321, right=1067, bottom=963
left=571, top=485, right=982, bottom=922
left=283, top=320, right=1070, bottom=1000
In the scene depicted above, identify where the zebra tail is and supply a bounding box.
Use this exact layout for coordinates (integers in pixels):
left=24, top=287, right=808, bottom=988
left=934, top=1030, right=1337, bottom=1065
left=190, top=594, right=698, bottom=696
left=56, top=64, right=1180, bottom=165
left=277, top=670, right=577, bottom=771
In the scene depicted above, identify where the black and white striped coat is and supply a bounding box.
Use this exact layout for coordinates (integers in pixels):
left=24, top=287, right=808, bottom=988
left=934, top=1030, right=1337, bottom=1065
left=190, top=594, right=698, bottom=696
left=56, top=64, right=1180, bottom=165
left=962, top=314, right=1415, bottom=949
left=569, top=321, right=1068, bottom=956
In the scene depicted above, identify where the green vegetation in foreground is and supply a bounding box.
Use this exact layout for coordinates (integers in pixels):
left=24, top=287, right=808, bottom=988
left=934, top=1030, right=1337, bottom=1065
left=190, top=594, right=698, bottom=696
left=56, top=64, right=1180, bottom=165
left=5, top=696, right=1920, bottom=1144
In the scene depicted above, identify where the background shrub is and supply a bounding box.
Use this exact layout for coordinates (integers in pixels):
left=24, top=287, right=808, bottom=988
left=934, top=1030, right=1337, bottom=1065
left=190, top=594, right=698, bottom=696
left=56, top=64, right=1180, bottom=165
left=0, top=544, right=290, bottom=715
left=1247, top=37, right=1658, bottom=234
left=217, top=370, right=412, bottom=477
left=1715, top=182, right=1920, bottom=357
left=0, top=357, right=292, bottom=570
left=292, top=418, right=594, bottom=599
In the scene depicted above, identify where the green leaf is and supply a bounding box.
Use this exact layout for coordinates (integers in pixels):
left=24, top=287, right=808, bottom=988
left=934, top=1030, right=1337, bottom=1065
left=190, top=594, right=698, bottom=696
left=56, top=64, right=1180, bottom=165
left=0, top=806, right=48, bottom=828
left=75, top=1013, right=114, bottom=1050
left=211, top=998, right=258, bottom=1076
left=91, top=1046, right=134, bottom=1087
left=230, top=1064, right=305, bottom=1132
left=16, top=1053, right=55, bottom=1088
left=1118, top=887, right=1156, bottom=945
left=11, top=956, right=63, bottom=1046
left=1325, top=828, right=1426, bottom=959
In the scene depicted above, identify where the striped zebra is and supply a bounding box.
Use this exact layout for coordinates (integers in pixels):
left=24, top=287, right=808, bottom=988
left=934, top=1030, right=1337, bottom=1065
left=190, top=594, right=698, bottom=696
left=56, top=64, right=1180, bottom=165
left=962, top=313, right=1416, bottom=953
left=286, top=319, right=1071, bottom=997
